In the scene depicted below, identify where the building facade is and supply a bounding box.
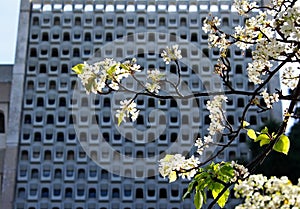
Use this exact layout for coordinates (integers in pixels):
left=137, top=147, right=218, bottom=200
left=1, top=0, right=282, bottom=209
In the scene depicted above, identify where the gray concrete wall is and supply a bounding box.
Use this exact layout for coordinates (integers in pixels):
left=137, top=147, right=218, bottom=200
left=0, top=0, right=30, bottom=208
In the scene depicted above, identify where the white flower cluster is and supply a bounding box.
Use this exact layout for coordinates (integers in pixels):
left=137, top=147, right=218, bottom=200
left=158, top=154, right=200, bottom=181
left=282, top=66, right=300, bottom=90
left=231, top=161, right=249, bottom=182
left=202, top=17, right=230, bottom=54
left=277, top=6, right=300, bottom=41
left=195, top=135, right=213, bottom=155
left=208, top=33, right=228, bottom=51
left=161, top=44, right=182, bottom=64
left=145, top=69, right=165, bottom=94
left=246, top=59, right=271, bottom=84
left=115, top=99, right=140, bottom=123
left=206, top=95, right=228, bottom=136
left=78, top=58, right=140, bottom=94
left=233, top=0, right=258, bottom=15
left=206, top=0, right=300, bottom=89
left=234, top=174, right=300, bottom=209
left=260, top=89, right=279, bottom=108
left=202, top=17, right=221, bottom=33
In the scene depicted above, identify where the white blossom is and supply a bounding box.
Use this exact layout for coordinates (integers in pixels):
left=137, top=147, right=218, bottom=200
left=202, top=17, right=221, bottom=33
left=233, top=0, right=258, bottom=15
left=206, top=95, right=228, bottom=136
left=145, top=69, right=165, bottom=94
left=115, top=99, right=140, bottom=123
left=161, top=45, right=182, bottom=64
left=260, top=89, right=279, bottom=108
left=235, top=174, right=300, bottom=208
left=158, top=154, right=200, bottom=181
left=282, top=66, right=300, bottom=90
left=77, top=58, right=140, bottom=94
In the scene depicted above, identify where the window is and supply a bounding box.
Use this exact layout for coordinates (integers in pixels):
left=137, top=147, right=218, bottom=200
left=31, top=169, right=39, bottom=179
left=96, top=17, right=102, bottom=26
left=65, top=188, right=73, bottom=198
left=117, top=17, right=123, bottom=26
left=88, top=188, right=96, bottom=198
left=67, top=150, right=75, bottom=160
left=180, top=17, right=187, bottom=26
left=54, top=168, right=62, bottom=179
left=53, top=188, right=61, bottom=196
left=41, top=49, right=48, bottom=57
left=41, top=188, right=49, bottom=198
left=33, top=132, right=42, bottom=142
left=51, top=48, right=58, bottom=57
left=101, top=170, right=108, bottom=179
left=46, top=115, right=54, bottom=124
left=44, top=150, right=51, bottom=160
left=89, top=167, right=97, bottom=177
left=36, top=97, right=44, bottom=106
left=33, top=17, right=39, bottom=25
left=136, top=188, right=143, bottom=198
left=21, top=150, right=28, bottom=160
left=237, top=98, right=245, bottom=107
left=100, top=185, right=108, bottom=197
left=106, top=33, right=112, bottom=41
left=112, top=188, right=120, bottom=198
left=54, top=17, right=60, bottom=25
left=42, top=32, right=49, bottom=41
left=159, top=17, right=165, bottom=26
left=0, top=111, right=5, bottom=133
left=138, top=17, right=144, bottom=26
left=57, top=132, right=64, bottom=142
left=235, top=65, right=243, bottom=74
left=63, top=32, right=70, bottom=41
left=84, top=32, right=91, bottom=41
left=75, top=17, right=81, bottom=25
left=229, top=151, right=236, bottom=160
left=18, top=188, right=26, bottom=198
left=24, top=114, right=31, bottom=124
left=78, top=169, right=85, bottom=179
left=159, top=188, right=167, bottom=198
left=30, top=48, right=37, bottom=57
left=250, top=115, right=257, bottom=125
left=191, top=33, right=198, bottom=42
left=73, top=48, right=80, bottom=57
left=77, top=188, right=85, bottom=196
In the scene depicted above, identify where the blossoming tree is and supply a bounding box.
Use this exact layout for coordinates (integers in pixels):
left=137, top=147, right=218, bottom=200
left=72, top=0, right=300, bottom=208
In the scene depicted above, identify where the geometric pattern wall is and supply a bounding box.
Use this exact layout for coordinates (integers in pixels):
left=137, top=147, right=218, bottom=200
left=14, top=1, right=276, bottom=209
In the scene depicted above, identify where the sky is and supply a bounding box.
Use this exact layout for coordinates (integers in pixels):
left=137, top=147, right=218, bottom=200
left=0, top=0, right=20, bottom=64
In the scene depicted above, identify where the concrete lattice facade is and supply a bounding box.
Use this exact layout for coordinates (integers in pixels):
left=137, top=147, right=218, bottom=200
left=1, top=0, right=282, bottom=209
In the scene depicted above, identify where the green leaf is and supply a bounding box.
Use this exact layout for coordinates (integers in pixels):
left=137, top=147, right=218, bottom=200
left=273, top=134, right=290, bottom=155
left=169, top=171, right=177, bottom=183
left=72, top=63, right=85, bottom=74
left=256, top=134, right=271, bottom=146
left=85, top=75, right=96, bottom=93
left=117, top=112, right=124, bottom=126
left=258, top=32, right=263, bottom=40
left=242, top=121, right=249, bottom=128
left=194, top=190, right=203, bottom=209
left=183, top=179, right=196, bottom=200
left=107, top=64, right=117, bottom=77
left=247, top=129, right=257, bottom=140
left=219, top=164, right=234, bottom=181
left=261, top=127, right=269, bottom=134
left=120, top=63, right=129, bottom=71
left=212, top=183, right=230, bottom=208
left=260, top=137, right=271, bottom=146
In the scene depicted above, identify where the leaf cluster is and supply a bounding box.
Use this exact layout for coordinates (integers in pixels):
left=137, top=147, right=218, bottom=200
left=183, top=162, right=234, bottom=209
left=247, top=127, right=290, bottom=155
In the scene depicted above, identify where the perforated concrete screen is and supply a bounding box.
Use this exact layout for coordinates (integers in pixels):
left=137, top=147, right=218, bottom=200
left=11, top=1, right=281, bottom=209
